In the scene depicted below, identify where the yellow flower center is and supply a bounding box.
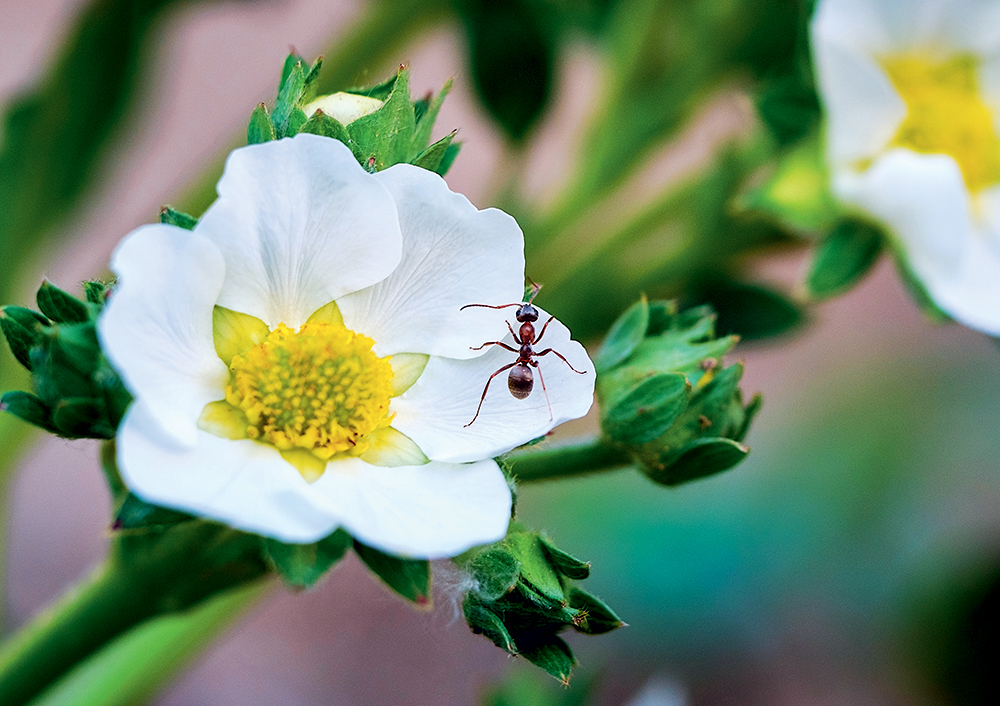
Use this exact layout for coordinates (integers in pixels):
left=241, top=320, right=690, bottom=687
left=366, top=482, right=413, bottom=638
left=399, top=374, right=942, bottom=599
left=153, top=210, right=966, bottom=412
left=882, top=53, right=1000, bottom=192
left=225, top=321, right=394, bottom=459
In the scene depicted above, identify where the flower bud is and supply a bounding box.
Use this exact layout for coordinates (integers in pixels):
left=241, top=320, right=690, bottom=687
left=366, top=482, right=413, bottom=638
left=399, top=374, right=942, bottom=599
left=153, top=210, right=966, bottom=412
left=595, top=297, right=761, bottom=486
left=303, top=92, right=383, bottom=125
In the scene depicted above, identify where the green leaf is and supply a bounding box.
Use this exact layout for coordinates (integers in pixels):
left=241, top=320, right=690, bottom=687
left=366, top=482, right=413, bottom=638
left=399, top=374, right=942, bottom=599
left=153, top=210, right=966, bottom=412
left=601, top=373, right=690, bottom=445
left=0, top=391, right=55, bottom=433
left=300, top=111, right=352, bottom=149
left=594, top=296, right=649, bottom=372
left=348, top=68, right=416, bottom=170
left=302, top=56, right=324, bottom=102
left=36, top=281, right=90, bottom=324
left=278, top=51, right=305, bottom=94
left=807, top=218, right=883, bottom=299
left=734, top=392, right=763, bottom=443
left=82, top=281, right=108, bottom=306
left=459, top=0, right=555, bottom=141
left=354, top=540, right=432, bottom=606
left=649, top=437, right=750, bottom=486
left=1, top=306, right=48, bottom=370
left=272, top=61, right=305, bottom=138
left=159, top=205, right=198, bottom=230
left=114, top=493, right=193, bottom=531
left=520, top=637, right=575, bottom=685
left=469, top=547, right=521, bottom=601
left=246, top=103, right=276, bottom=145
left=263, top=529, right=352, bottom=588
left=410, top=78, right=452, bottom=157
left=539, top=537, right=590, bottom=580
left=410, top=131, right=456, bottom=173
left=567, top=587, right=625, bottom=635
left=757, top=76, right=820, bottom=146
left=693, top=280, right=803, bottom=341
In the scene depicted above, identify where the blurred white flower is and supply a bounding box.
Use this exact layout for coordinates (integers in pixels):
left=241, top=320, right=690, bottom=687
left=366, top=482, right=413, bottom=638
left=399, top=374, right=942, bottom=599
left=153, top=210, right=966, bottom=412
left=813, top=0, right=1000, bottom=333
left=99, top=134, right=594, bottom=557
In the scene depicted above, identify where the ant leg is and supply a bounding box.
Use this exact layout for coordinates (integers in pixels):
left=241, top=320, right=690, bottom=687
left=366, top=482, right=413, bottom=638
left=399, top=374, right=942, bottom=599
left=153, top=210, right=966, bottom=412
left=460, top=302, right=522, bottom=311
left=536, top=348, right=587, bottom=374
left=534, top=315, right=556, bottom=344
left=531, top=360, right=554, bottom=422
left=470, top=341, right=518, bottom=352
left=506, top=320, right=521, bottom=344
left=465, top=362, right=518, bottom=427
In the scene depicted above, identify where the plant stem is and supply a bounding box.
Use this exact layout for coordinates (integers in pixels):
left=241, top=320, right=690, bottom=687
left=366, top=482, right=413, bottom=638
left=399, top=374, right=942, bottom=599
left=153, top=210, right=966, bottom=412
left=506, top=437, right=631, bottom=483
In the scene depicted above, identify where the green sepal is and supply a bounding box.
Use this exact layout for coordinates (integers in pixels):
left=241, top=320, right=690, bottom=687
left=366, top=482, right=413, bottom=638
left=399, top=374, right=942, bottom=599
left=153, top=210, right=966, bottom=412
left=272, top=60, right=305, bottom=138
left=600, top=373, right=690, bottom=445
left=0, top=391, right=56, bottom=433
left=349, top=72, right=396, bottom=101
left=410, top=131, right=456, bottom=173
left=521, top=638, right=575, bottom=685
left=469, top=548, right=521, bottom=601
left=278, top=52, right=305, bottom=94
left=301, top=56, right=323, bottom=102
left=36, top=280, right=90, bottom=324
left=505, top=532, right=565, bottom=606
left=51, top=397, right=114, bottom=438
left=436, top=141, right=462, bottom=176
left=807, top=217, right=883, bottom=299
left=593, top=295, right=649, bottom=373
left=464, top=595, right=518, bottom=652
left=567, top=588, right=624, bottom=635
left=286, top=108, right=307, bottom=137
left=247, top=103, right=276, bottom=145
left=410, top=78, right=452, bottom=158
left=262, top=529, right=352, bottom=589
left=347, top=68, right=416, bottom=171
left=114, top=493, right=194, bottom=531
left=647, top=437, right=750, bottom=486
left=300, top=111, right=353, bottom=151
left=539, top=537, right=590, bottom=581
left=160, top=205, right=198, bottom=230
left=82, top=280, right=109, bottom=306
left=354, top=540, right=432, bottom=607
left=1, top=305, right=48, bottom=369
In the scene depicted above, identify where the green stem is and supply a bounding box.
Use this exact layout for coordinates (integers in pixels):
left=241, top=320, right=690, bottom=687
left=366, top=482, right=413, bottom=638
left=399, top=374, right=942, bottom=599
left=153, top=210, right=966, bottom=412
left=506, top=437, right=631, bottom=483
left=0, top=561, right=154, bottom=706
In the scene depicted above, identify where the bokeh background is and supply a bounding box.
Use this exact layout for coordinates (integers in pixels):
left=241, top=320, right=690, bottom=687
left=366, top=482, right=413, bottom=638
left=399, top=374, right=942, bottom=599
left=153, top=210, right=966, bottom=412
left=2, top=1, right=999, bottom=704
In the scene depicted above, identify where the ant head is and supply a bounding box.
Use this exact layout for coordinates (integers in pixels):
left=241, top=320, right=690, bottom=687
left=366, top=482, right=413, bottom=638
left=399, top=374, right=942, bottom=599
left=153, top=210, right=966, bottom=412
left=515, top=303, right=539, bottom=322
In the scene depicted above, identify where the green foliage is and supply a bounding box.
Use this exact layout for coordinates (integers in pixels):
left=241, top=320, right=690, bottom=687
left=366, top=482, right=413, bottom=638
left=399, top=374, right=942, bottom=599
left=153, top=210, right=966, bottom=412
left=159, top=205, right=198, bottom=230
left=807, top=217, right=884, bottom=299
left=0, top=281, right=130, bottom=439
left=461, top=530, right=623, bottom=684
left=597, top=298, right=760, bottom=485
left=458, top=0, right=555, bottom=141
left=689, top=279, right=804, bottom=341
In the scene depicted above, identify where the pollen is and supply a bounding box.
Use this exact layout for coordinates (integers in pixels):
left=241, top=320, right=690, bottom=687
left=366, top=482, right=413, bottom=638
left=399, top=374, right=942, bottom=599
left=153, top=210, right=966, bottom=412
left=226, top=321, right=394, bottom=459
left=882, top=53, right=1000, bottom=192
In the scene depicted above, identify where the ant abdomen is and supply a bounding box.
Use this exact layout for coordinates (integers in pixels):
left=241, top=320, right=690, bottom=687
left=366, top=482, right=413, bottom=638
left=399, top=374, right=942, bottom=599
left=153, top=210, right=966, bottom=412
left=508, top=364, right=533, bottom=399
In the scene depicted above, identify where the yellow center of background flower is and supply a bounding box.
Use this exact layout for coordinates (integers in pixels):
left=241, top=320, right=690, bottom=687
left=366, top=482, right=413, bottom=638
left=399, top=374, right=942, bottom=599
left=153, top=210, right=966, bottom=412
left=882, top=53, right=1000, bottom=192
left=226, top=321, right=394, bottom=459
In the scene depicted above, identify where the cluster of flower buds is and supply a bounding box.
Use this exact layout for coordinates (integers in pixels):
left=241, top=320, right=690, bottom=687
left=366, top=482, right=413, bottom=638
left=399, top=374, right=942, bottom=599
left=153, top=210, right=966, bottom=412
left=460, top=529, right=624, bottom=684
left=249, top=53, right=458, bottom=175
left=595, top=297, right=761, bottom=486
left=0, top=280, right=130, bottom=439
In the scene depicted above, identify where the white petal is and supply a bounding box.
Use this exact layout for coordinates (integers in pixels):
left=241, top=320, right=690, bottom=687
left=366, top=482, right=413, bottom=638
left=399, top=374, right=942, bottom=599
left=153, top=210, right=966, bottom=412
left=812, top=0, right=906, bottom=164
left=834, top=149, right=969, bottom=277
left=119, top=403, right=511, bottom=556
left=391, top=307, right=595, bottom=464
left=197, top=134, right=402, bottom=329
left=336, top=163, right=525, bottom=358
left=303, top=92, right=383, bottom=124
left=309, top=456, right=512, bottom=558
left=98, top=225, right=228, bottom=446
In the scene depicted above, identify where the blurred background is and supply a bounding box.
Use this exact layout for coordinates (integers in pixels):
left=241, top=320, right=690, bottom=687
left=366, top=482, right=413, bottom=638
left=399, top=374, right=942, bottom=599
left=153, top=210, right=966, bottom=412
left=2, top=0, right=999, bottom=704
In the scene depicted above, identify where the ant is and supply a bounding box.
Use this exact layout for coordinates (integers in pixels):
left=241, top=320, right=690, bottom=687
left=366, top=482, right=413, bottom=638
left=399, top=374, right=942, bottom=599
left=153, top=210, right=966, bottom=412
left=460, top=282, right=586, bottom=427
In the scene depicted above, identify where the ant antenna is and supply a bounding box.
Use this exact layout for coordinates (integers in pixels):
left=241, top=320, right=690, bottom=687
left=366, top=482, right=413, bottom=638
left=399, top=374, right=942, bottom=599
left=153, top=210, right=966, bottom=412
left=525, top=278, right=541, bottom=303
